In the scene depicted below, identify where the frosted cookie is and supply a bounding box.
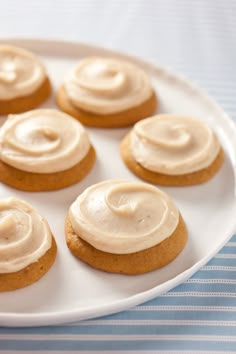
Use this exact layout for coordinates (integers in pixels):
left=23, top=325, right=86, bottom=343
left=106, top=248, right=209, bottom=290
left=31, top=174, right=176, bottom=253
left=0, top=109, right=96, bottom=191
left=0, top=45, right=51, bottom=114
left=57, top=57, right=157, bottom=128
left=0, top=198, right=57, bottom=291
left=120, top=114, right=224, bottom=186
left=65, top=180, right=187, bottom=274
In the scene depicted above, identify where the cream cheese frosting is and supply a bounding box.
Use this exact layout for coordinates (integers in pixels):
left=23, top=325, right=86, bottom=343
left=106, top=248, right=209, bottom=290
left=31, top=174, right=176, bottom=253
left=63, top=57, right=153, bottom=114
left=0, top=198, right=52, bottom=273
left=69, top=180, right=179, bottom=254
left=130, top=115, right=220, bottom=175
left=0, top=45, right=46, bottom=100
left=0, top=109, right=91, bottom=173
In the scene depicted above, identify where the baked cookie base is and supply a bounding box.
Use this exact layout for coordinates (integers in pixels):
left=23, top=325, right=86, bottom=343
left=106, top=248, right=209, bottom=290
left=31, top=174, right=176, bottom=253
left=0, top=235, right=57, bottom=292
left=120, top=133, right=224, bottom=186
left=65, top=214, right=188, bottom=275
left=0, top=145, right=96, bottom=192
left=0, top=77, right=51, bottom=115
left=56, top=86, right=157, bottom=128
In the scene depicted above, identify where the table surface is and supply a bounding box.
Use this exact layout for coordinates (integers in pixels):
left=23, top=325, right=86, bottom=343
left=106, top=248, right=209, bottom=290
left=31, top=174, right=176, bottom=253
left=0, top=1, right=236, bottom=353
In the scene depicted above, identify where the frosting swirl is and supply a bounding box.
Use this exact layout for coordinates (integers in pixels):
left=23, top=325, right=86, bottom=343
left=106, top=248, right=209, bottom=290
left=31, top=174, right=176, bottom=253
left=0, top=109, right=91, bottom=173
left=0, top=45, right=46, bottom=100
left=130, top=115, right=220, bottom=175
left=0, top=198, right=52, bottom=273
left=69, top=180, right=179, bottom=254
left=63, top=57, right=153, bottom=114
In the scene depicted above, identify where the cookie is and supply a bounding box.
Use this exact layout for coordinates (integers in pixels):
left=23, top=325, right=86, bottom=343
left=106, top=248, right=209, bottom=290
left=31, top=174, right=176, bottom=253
left=65, top=180, right=188, bottom=274
left=120, top=115, right=224, bottom=186
left=0, top=109, right=96, bottom=191
left=0, top=198, right=57, bottom=291
left=0, top=45, right=51, bottom=114
left=57, top=57, right=157, bottom=128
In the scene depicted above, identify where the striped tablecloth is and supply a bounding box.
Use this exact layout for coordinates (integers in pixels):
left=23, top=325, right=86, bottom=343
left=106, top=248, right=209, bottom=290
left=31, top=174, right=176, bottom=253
left=0, top=1, right=236, bottom=352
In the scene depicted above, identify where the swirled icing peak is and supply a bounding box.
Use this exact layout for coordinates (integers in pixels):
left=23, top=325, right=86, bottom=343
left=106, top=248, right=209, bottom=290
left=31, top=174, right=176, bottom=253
left=0, top=109, right=91, bottom=173
left=0, top=45, right=46, bottom=100
left=69, top=180, right=179, bottom=254
left=131, top=115, right=220, bottom=175
left=0, top=198, right=52, bottom=273
left=63, top=57, right=153, bottom=114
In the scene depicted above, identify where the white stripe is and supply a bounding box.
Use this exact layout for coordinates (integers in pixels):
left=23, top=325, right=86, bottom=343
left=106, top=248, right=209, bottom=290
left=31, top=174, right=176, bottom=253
left=202, top=266, right=236, bottom=271
left=1, top=334, right=236, bottom=342
left=131, top=306, right=236, bottom=312
left=161, top=292, right=236, bottom=297
left=186, top=279, right=236, bottom=284
left=214, top=254, right=236, bottom=259
left=225, top=242, right=236, bottom=246
left=79, top=320, right=236, bottom=326
left=4, top=351, right=236, bottom=354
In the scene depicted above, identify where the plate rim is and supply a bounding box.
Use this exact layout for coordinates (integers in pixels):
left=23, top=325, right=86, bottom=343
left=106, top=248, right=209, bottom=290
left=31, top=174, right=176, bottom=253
left=0, top=37, right=236, bottom=327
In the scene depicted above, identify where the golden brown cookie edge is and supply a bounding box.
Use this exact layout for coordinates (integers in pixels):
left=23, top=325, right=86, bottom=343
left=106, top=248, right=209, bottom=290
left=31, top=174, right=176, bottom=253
left=65, top=214, right=188, bottom=275
left=56, top=85, right=158, bottom=128
left=0, top=145, right=96, bottom=192
left=120, top=133, right=224, bottom=186
left=0, top=77, right=52, bottom=115
left=0, top=235, right=57, bottom=292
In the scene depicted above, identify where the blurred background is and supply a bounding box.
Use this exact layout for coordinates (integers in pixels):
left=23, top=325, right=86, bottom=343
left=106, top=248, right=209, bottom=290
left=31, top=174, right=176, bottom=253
left=0, top=0, right=235, bottom=122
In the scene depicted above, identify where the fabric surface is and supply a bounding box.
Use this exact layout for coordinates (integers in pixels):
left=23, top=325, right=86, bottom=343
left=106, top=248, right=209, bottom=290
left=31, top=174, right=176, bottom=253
left=0, top=0, right=236, bottom=352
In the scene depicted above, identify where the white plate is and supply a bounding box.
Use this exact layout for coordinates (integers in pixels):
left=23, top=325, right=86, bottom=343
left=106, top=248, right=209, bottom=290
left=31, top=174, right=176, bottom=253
left=0, top=39, right=236, bottom=327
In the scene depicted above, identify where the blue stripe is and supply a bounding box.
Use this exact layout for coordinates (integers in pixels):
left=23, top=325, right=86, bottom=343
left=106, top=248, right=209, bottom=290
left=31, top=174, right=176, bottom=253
left=206, top=257, right=236, bottom=268
left=143, top=296, right=236, bottom=307
left=2, top=309, right=236, bottom=335
left=169, top=282, right=236, bottom=293
left=1, top=323, right=236, bottom=336
left=2, top=313, right=236, bottom=334
left=191, top=269, right=236, bottom=280
left=1, top=339, right=236, bottom=351
left=229, top=235, right=236, bottom=242
left=218, top=247, right=236, bottom=254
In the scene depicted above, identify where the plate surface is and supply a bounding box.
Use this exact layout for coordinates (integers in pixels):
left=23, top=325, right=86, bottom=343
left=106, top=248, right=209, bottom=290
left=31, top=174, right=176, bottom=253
left=0, top=39, right=236, bottom=327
